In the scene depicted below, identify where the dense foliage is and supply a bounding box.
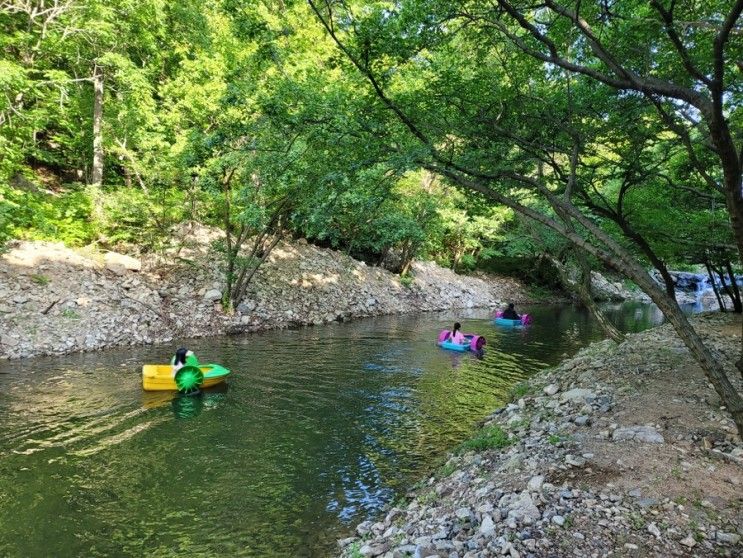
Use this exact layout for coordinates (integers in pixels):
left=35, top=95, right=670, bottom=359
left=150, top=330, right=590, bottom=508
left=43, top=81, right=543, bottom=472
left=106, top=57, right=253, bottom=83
left=0, top=0, right=522, bottom=279
left=0, top=0, right=738, bottom=287
left=299, top=0, right=743, bottom=432
left=4, top=1, right=735, bottom=282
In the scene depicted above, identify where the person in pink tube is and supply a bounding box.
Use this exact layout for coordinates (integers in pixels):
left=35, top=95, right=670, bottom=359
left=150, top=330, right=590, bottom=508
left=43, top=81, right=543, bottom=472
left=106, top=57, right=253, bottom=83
left=449, top=322, right=466, bottom=344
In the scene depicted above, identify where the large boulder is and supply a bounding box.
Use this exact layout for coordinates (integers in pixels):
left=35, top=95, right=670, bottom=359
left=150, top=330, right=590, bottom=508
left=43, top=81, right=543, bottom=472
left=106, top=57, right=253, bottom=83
left=560, top=388, right=596, bottom=404
left=612, top=425, right=664, bottom=444
left=104, top=252, right=141, bottom=275
left=507, top=491, right=541, bottom=522
left=203, top=289, right=222, bottom=303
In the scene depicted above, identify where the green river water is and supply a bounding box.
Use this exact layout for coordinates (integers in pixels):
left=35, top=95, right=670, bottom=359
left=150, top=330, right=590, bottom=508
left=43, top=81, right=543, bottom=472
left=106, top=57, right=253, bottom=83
left=0, top=303, right=664, bottom=557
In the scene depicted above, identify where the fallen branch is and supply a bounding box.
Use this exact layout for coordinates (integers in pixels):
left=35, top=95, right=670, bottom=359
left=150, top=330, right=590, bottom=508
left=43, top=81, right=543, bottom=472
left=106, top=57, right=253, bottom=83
left=41, top=298, right=59, bottom=315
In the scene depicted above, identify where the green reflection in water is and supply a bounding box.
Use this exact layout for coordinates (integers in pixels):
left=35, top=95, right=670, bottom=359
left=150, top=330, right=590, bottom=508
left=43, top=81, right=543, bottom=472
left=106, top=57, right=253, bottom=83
left=0, top=303, right=665, bottom=556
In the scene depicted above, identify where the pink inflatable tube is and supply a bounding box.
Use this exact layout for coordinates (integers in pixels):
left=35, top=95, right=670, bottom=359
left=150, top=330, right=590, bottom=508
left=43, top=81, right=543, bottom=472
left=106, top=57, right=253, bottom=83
left=469, top=335, right=486, bottom=351
left=437, top=330, right=486, bottom=352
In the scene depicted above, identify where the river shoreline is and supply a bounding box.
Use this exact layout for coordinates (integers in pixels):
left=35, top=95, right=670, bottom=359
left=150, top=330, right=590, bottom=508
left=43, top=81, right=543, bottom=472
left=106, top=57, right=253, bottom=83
left=339, top=312, right=743, bottom=557
left=0, top=234, right=547, bottom=360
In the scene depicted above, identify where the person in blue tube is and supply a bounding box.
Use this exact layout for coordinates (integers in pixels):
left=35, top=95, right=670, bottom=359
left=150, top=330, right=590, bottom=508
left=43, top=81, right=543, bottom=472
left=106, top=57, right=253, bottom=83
left=501, top=303, right=520, bottom=320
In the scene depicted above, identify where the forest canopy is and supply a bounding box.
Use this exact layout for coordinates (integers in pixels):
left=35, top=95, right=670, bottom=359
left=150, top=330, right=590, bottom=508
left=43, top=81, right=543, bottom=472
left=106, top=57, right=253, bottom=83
left=2, top=0, right=737, bottom=283
left=0, top=0, right=528, bottom=281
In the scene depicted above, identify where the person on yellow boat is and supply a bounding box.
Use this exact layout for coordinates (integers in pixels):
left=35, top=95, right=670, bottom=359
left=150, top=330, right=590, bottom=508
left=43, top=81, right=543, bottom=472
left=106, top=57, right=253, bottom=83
left=171, top=347, right=199, bottom=375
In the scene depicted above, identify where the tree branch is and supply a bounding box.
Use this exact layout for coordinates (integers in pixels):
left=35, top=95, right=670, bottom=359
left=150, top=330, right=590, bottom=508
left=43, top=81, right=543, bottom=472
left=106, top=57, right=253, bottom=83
left=307, top=0, right=432, bottom=149
left=650, top=0, right=711, bottom=85
left=657, top=173, right=723, bottom=202
left=713, top=0, right=743, bottom=90
left=494, top=0, right=714, bottom=118
left=469, top=7, right=632, bottom=90
left=647, top=95, right=724, bottom=194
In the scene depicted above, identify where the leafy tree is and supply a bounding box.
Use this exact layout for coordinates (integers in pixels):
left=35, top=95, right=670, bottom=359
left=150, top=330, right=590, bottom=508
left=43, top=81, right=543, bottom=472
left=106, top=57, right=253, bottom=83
left=305, top=0, right=743, bottom=434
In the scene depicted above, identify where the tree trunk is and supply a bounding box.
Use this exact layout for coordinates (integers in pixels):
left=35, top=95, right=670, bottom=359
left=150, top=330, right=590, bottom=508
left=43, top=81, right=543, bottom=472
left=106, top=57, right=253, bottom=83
left=555, top=198, right=743, bottom=436
left=377, top=246, right=389, bottom=267
left=710, top=106, right=743, bottom=376
left=91, top=65, right=104, bottom=188
left=581, top=199, right=677, bottom=298
left=724, top=257, right=743, bottom=378
left=560, top=198, right=743, bottom=435
left=551, top=196, right=625, bottom=343
left=714, top=265, right=737, bottom=313
left=704, top=260, right=726, bottom=312
left=634, top=268, right=743, bottom=437
left=229, top=204, right=287, bottom=307
left=555, top=184, right=743, bottom=437
left=232, top=232, right=282, bottom=305
left=222, top=169, right=237, bottom=310
left=618, top=220, right=676, bottom=298
left=551, top=255, right=624, bottom=343
left=452, top=248, right=463, bottom=272
left=577, top=258, right=624, bottom=343
left=724, top=260, right=742, bottom=313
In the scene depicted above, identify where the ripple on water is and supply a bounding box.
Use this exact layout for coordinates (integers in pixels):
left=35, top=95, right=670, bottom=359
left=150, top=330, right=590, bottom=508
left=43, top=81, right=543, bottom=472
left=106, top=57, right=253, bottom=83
left=0, top=303, right=664, bottom=556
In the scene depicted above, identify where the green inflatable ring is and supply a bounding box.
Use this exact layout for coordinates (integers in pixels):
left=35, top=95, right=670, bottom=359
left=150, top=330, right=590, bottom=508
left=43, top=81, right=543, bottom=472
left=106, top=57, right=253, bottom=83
left=174, top=365, right=204, bottom=395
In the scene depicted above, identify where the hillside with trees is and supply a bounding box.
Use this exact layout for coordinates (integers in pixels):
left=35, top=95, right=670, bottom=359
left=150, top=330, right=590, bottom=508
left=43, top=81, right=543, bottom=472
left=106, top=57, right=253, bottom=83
left=3, top=0, right=741, bottom=434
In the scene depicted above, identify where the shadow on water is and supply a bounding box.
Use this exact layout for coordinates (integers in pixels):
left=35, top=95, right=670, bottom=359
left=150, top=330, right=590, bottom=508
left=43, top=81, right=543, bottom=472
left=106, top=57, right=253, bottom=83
left=0, top=302, right=670, bottom=556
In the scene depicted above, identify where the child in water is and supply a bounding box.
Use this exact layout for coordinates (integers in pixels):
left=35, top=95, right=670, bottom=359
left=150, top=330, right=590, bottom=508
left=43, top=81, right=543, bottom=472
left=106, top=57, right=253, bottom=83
left=449, top=322, right=466, bottom=344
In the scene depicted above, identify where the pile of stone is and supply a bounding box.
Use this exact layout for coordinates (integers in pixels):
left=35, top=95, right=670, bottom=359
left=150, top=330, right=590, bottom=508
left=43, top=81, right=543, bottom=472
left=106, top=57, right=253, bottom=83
left=0, top=234, right=531, bottom=360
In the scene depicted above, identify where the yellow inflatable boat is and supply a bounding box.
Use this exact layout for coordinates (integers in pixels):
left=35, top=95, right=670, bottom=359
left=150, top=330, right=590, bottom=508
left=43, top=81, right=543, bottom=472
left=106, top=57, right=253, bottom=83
left=142, top=364, right=231, bottom=392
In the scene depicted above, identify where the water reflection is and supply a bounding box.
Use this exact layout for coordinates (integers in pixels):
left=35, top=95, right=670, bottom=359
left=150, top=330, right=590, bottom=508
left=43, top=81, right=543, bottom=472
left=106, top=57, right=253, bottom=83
left=0, top=303, right=668, bottom=557
left=171, top=394, right=204, bottom=419
left=142, top=385, right=230, bottom=420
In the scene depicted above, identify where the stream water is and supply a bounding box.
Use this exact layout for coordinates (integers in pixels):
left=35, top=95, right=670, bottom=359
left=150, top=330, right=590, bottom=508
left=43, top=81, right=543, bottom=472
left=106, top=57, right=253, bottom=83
left=0, top=303, right=665, bottom=557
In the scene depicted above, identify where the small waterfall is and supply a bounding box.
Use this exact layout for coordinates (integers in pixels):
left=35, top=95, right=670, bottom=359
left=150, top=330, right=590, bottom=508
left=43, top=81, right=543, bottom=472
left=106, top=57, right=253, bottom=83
left=693, top=274, right=710, bottom=311
left=661, top=270, right=743, bottom=310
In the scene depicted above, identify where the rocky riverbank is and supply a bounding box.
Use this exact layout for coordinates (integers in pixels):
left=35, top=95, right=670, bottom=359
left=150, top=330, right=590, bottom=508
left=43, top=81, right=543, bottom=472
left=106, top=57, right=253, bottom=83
left=0, top=230, right=537, bottom=359
left=339, top=312, right=743, bottom=557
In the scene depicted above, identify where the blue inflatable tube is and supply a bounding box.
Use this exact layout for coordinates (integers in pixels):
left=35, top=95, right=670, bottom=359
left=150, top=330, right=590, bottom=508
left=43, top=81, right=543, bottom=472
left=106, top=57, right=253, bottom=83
left=493, top=312, right=532, bottom=327
left=436, top=331, right=486, bottom=352
left=494, top=317, right=523, bottom=326
left=438, top=339, right=470, bottom=352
